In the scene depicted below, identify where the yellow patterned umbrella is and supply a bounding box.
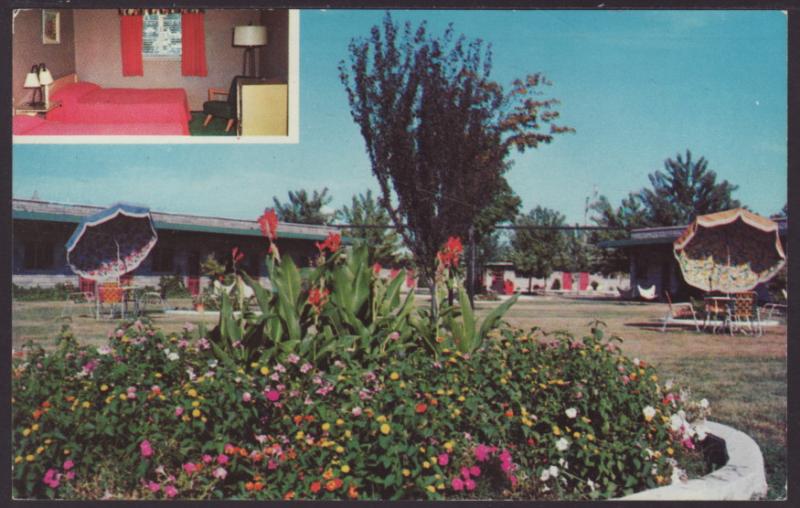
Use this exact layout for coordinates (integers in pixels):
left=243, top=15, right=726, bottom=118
left=673, top=208, right=785, bottom=293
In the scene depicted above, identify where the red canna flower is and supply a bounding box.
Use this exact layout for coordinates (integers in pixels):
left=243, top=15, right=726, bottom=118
left=405, top=268, right=417, bottom=289
left=437, top=236, right=464, bottom=269
left=316, top=232, right=342, bottom=254
left=307, top=287, right=330, bottom=314
left=232, top=247, right=245, bottom=265
left=258, top=209, right=279, bottom=241
left=372, top=262, right=382, bottom=275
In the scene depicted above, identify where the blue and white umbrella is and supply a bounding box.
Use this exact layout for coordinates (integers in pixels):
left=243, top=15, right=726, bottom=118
left=66, top=203, right=158, bottom=281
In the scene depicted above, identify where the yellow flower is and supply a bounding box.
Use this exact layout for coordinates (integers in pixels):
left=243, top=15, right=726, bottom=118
left=322, top=422, right=331, bottom=431
left=587, top=434, right=595, bottom=441
left=573, top=432, right=581, bottom=439
left=187, top=388, right=198, bottom=398
left=419, top=446, right=427, bottom=453
left=100, top=384, right=109, bottom=392
left=380, top=423, right=391, bottom=435
left=376, top=415, right=387, bottom=423
left=399, top=381, right=406, bottom=389
left=457, top=395, right=466, bottom=402
left=345, top=430, right=352, bottom=439
left=159, top=395, right=166, bottom=401
left=336, top=418, right=344, bottom=426
left=390, top=372, right=400, bottom=381
left=335, top=445, right=345, bottom=454
left=260, top=366, right=270, bottom=376
left=201, top=416, right=207, bottom=423
left=191, top=400, right=200, bottom=408
left=402, top=468, right=411, bottom=477
left=26, top=454, right=35, bottom=462
left=250, top=362, right=259, bottom=369
left=105, top=396, right=113, bottom=404
left=182, top=415, right=191, bottom=422
left=341, top=465, right=351, bottom=474
left=31, top=424, right=40, bottom=432
left=119, top=393, right=127, bottom=401
left=443, top=441, right=454, bottom=453
left=22, top=428, right=31, bottom=437
left=422, top=461, right=431, bottom=469
left=667, top=447, right=674, bottom=456
left=14, top=456, right=22, bottom=464
left=154, top=372, right=162, bottom=378
left=36, top=446, right=44, bottom=454
left=44, top=438, right=52, bottom=445
left=296, top=431, right=305, bottom=440
left=426, top=485, right=436, bottom=493
left=63, top=449, right=70, bottom=455
left=552, top=426, right=561, bottom=436
left=192, top=408, right=201, bottom=418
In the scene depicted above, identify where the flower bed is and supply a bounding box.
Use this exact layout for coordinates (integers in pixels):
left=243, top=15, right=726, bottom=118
left=11, top=220, right=712, bottom=500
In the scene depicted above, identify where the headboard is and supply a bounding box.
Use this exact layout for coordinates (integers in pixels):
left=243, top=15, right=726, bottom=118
left=47, top=73, right=78, bottom=100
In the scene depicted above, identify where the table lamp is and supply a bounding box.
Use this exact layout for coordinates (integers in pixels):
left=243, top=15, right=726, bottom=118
left=23, top=65, right=42, bottom=107
left=233, top=25, right=267, bottom=77
left=37, top=63, right=54, bottom=106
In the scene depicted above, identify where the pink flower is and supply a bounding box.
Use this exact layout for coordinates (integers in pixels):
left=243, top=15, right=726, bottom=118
left=182, top=462, right=198, bottom=474
left=65, top=471, right=75, bottom=481
left=469, top=465, right=481, bottom=477
left=217, top=454, right=229, bottom=465
left=213, top=467, right=228, bottom=480
left=242, top=392, right=252, bottom=402
left=681, top=437, right=696, bottom=450
left=300, top=363, right=313, bottom=374
left=175, top=406, right=184, bottom=416
left=438, top=453, right=449, bottom=466
left=352, top=406, right=362, bottom=416
left=622, top=375, right=630, bottom=385
left=63, top=459, right=75, bottom=471
left=147, top=481, right=160, bottom=493
left=202, top=454, right=213, bottom=464
left=464, top=478, right=476, bottom=491
left=140, top=440, right=153, bottom=458
left=43, top=468, right=60, bottom=489
left=461, top=467, right=471, bottom=479
left=388, top=332, right=400, bottom=341
left=474, top=444, right=494, bottom=462
left=451, top=477, right=464, bottom=491
left=265, top=390, right=280, bottom=402
left=287, top=353, right=300, bottom=364
left=164, top=485, right=178, bottom=498
left=268, top=459, right=278, bottom=470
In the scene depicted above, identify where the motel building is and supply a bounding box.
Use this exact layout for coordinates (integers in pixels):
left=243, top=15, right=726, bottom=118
left=599, top=218, right=788, bottom=302
left=12, top=198, right=341, bottom=291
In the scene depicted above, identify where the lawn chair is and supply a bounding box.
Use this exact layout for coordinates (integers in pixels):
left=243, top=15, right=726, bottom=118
left=97, top=282, right=124, bottom=319
left=661, top=291, right=700, bottom=332
left=762, top=288, right=787, bottom=321
left=637, top=284, right=657, bottom=301
left=726, top=292, right=762, bottom=336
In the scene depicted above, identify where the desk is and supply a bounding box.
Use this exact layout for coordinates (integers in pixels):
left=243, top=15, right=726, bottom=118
left=15, top=100, right=61, bottom=116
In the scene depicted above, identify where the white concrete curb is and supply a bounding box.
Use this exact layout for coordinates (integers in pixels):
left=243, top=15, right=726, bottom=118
left=619, top=421, right=768, bottom=500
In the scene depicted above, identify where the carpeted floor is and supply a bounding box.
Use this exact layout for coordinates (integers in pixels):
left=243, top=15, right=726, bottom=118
left=188, top=112, right=236, bottom=136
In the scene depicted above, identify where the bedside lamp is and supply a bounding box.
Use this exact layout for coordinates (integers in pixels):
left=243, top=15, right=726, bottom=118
left=37, top=63, right=54, bottom=106
left=23, top=66, right=42, bottom=107
left=233, top=25, right=267, bottom=77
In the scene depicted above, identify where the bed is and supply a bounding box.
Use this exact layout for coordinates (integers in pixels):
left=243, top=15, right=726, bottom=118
left=42, top=73, right=191, bottom=135
left=13, top=115, right=187, bottom=136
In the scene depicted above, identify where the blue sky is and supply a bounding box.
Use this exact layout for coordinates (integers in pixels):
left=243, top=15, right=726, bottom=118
left=13, top=9, right=788, bottom=224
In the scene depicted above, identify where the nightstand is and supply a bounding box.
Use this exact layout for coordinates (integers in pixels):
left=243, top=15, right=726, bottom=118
left=15, top=100, right=62, bottom=116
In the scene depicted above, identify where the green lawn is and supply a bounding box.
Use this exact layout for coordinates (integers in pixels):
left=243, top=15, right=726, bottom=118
left=12, top=294, right=787, bottom=499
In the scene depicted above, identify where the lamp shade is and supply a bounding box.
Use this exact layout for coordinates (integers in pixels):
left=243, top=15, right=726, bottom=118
left=38, top=68, right=54, bottom=86
left=24, top=72, right=40, bottom=88
left=233, top=25, right=267, bottom=46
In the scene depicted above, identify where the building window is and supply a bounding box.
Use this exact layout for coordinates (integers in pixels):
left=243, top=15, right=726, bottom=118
left=151, top=246, right=175, bottom=273
left=23, top=241, right=54, bottom=270
left=143, top=13, right=181, bottom=58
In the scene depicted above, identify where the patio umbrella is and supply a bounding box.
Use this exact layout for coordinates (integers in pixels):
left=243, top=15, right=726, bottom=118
left=673, top=208, right=785, bottom=293
left=66, top=203, right=158, bottom=281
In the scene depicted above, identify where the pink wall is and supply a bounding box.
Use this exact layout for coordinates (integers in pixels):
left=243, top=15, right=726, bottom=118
left=72, top=9, right=286, bottom=110
left=12, top=9, right=76, bottom=105
left=260, top=10, right=289, bottom=82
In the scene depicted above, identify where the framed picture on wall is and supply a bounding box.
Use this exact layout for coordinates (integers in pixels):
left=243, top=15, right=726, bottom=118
left=42, top=10, right=60, bottom=44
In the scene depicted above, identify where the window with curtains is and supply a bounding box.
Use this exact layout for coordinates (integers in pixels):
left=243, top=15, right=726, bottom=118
left=143, top=13, right=181, bottom=58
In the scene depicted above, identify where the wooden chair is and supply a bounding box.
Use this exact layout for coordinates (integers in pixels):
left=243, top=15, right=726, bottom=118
left=661, top=291, right=700, bottom=332
left=726, top=292, right=762, bottom=336
left=202, top=75, right=245, bottom=133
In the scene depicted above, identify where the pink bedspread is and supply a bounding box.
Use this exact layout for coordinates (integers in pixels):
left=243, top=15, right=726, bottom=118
left=15, top=121, right=187, bottom=136
left=48, top=85, right=190, bottom=135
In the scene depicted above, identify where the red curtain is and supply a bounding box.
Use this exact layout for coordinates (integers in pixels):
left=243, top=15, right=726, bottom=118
left=120, top=15, right=144, bottom=76
left=181, top=12, right=207, bottom=77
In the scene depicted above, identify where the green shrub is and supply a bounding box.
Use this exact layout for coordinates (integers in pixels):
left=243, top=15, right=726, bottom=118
left=12, top=283, right=75, bottom=302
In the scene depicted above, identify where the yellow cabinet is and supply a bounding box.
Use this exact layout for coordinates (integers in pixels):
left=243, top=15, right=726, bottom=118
left=237, top=80, right=288, bottom=136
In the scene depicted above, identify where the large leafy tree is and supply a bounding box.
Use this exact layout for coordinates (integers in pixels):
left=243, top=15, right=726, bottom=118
left=639, top=150, right=740, bottom=226
left=337, top=190, right=405, bottom=266
left=339, top=13, right=572, bottom=287
left=588, top=193, right=648, bottom=275
left=509, top=206, right=566, bottom=292
left=272, top=188, right=335, bottom=225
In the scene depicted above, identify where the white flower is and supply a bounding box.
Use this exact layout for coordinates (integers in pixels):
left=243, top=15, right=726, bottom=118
left=671, top=466, right=687, bottom=484
left=695, top=424, right=708, bottom=441
left=556, top=438, right=570, bottom=452
left=558, top=458, right=569, bottom=469
left=565, top=407, right=577, bottom=419
left=700, top=398, right=709, bottom=409
left=167, top=352, right=180, bottom=361
left=540, top=469, right=551, bottom=482
left=208, top=359, right=218, bottom=368
left=642, top=405, right=656, bottom=421
left=587, top=479, right=596, bottom=492
left=549, top=465, right=559, bottom=477
left=664, top=379, right=674, bottom=390
left=633, top=357, right=641, bottom=366
left=212, top=467, right=227, bottom=480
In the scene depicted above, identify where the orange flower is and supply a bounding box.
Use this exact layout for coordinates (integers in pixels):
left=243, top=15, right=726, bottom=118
left=325, top=478, right=343, bottom=491
left=41, top=401, right=51, bottom=408
left=323, top=469, right=334, bottom=480
left=348, top=485, right=358, bottom=499
left=245, top=481, right=255, bottom=491
left=283, top=490, right=295, bottom=500
left=304, top=415, right=314, bottom=422
left=258, top=209, right=279, bottom=241
left=32, top=409, right=43, bottom=420
left=504, top=409, right=514, bottom=418
left=310, top=481, right=321, bottom=494
left=253, top=482, right=263, bottom=491
left=293, top=415, right=304, bottom=425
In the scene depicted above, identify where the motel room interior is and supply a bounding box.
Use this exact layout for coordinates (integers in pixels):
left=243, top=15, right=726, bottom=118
left=12, top=8, right=292, bottom=137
